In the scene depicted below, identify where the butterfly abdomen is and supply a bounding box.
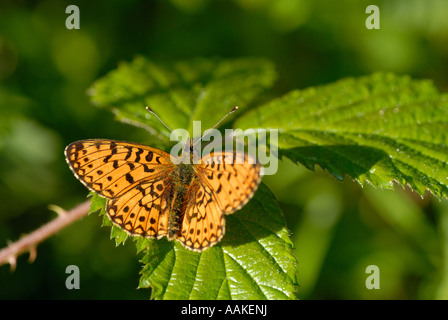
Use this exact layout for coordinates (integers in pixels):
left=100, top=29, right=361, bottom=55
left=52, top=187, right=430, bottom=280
left=166, top=163, right=197, bottom=240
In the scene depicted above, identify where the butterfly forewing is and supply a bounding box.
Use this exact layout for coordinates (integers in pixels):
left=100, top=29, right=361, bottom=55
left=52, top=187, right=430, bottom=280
left=198, top=151, right=262, bottom=213
left=65, top=139, right=175, bottom=198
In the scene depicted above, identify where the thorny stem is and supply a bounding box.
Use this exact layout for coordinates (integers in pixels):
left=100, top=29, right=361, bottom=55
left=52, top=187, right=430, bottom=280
left=0, top=200, right=91, bottom=270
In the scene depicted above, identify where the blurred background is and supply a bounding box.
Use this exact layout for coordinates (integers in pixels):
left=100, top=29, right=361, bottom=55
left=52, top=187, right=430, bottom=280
left=1, top=0, right=448, bottom=299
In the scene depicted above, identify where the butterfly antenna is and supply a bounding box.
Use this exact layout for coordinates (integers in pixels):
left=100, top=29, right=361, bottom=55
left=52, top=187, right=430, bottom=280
left=194, top=106, right=239, bottom=146
left=145, top=106, right=182, bottom=142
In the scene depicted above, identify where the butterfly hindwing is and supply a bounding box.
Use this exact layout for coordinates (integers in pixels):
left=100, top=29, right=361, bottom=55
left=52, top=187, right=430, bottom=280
left=107, top=176, right=173, bottom=238
left=178, top=179, right=225, bottom=250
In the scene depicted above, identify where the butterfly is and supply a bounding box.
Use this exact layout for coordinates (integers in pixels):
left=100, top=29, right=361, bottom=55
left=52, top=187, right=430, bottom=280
left=65, top=107, right=263, bottom=251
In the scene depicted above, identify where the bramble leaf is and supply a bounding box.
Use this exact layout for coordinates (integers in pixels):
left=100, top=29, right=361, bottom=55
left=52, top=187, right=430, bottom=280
left=236, top=73, right=448, bottom=198
left=137, top=184, right=298, bottom=300
left=89, top=56, right=276, bottom=141
left=89, top=184, right=299, bottom=300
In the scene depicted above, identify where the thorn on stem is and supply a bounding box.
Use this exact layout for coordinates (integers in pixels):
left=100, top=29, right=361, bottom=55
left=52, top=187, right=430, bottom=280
left=28, top=246, right=37, bottom=264
left=48, top=204, right=67, bottom=216
left=8, top=256, right=17, bottom=272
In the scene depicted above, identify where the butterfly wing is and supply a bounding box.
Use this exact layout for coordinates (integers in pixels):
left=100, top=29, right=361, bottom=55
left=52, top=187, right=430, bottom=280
left=106, top=176, right=174, bottom=237
left=65, top=139, right=177, bottom=238
left=65, top=139, right=175, bottom=198
left=177, top=151, right=263, bottom=250
left=198, top=151, right=263, bottom=213
left=177, top=179, right=225, bottom=250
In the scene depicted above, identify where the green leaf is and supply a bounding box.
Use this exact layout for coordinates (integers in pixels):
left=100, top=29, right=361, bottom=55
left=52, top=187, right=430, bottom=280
left=88, top=191, right=106, bottom=214
left=88, top=56, right=276, bottom=141
left=235, top=73, right=448, bottom=199
left=137, top=183, right=298, bottom=300
left=90, top=194, right=130, bottom=246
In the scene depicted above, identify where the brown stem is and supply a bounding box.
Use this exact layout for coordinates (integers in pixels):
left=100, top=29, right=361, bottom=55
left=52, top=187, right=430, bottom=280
left=0, top=200, right=91, bottom=270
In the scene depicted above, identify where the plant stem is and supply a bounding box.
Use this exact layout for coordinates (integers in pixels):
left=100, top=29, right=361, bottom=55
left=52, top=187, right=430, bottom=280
left=0, top=200, right=91, bottom=270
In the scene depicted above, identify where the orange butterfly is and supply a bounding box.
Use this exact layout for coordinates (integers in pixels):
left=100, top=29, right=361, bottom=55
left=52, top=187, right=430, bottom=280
left=65, top=107, right=263, bottom=251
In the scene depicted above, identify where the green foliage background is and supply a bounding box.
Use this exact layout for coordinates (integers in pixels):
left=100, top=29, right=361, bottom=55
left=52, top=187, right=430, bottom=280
left=1, top=0, right=448, bottom=299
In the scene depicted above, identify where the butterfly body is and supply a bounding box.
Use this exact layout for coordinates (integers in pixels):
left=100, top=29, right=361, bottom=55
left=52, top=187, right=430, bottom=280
left=165, top=162, right=196, bottom=239
left=65, top=138, right=262, bottom=251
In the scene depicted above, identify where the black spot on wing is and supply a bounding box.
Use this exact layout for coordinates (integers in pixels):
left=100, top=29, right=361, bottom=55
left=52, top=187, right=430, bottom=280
left=143, top=164, right=155, bottom=173
left=125, top=173, right=134, bottom=184
left=124, top=146, right=133, bottom=160
left=135, top=148, right=143, bottom=162
left=146, top=151, right=153, bottom=162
